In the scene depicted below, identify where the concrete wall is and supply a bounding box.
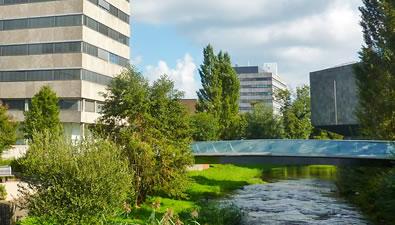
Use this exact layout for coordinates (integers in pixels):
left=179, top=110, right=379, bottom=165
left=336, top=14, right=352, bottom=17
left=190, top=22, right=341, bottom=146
left=310, top=63, right=359, bottom=135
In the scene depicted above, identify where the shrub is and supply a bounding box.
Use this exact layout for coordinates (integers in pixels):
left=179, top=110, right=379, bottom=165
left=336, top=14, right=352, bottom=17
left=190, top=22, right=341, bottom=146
left=190, top=112, right=220, bottom=141
left=0, top=184, right=7, bottom=200
left=93, top=68, right=193, bottom=205
left=0, top=105, right=17, bottom=154
left=19, top=132, right=132, bottom=224
left=195, top=203, right=243, bottom=225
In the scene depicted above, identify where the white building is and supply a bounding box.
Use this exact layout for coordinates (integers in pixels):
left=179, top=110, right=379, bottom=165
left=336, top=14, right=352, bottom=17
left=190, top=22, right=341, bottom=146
left=0, top=0, right=130, bottom=140
left=234, top=64, right=287, bottom=114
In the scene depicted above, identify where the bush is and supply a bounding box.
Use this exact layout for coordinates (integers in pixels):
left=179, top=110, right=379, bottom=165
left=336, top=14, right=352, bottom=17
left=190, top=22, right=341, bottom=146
left=0, top=184, right=6, bottom=200
left=336, top=167, right=395, bottom=224
left=190, top=112, right=220, bottom=141
left=19, top=132, right=132, bottom=225
left=194, top=203, right=243, bottom=225
left=93, top=69, right=193, bottom=205
left=0, top=105, right=17, bottom=154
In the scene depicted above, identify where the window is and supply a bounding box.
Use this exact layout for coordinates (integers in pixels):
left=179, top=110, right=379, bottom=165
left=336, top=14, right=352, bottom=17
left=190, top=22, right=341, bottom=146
left=55, top=15, right=82, bottom=27
left=2, top=18, right=28, bottom=30
left=54, top=42, right=81, bottom=53
left=27, top=70, right=53, bottom=81
left=1, top=45, right=28, bottom=56
left=54, top=69, right=80, bottom=80
left=59, top=99, right=80, bottom=111
left=97, top=48, right=109, bottom=61
left=84, top=100, right=95, bottom=112
left=29, top=16, right=55, bottom=28
left=96, top=102, right=104, bottom=113
left=1, top=99, right=25, bottom=110
left=28, top=43, right=54, bottom=55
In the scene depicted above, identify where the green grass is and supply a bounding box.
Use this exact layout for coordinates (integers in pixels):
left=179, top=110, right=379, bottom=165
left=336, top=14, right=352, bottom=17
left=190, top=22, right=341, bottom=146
left=122, top=164, right=268, bottom=223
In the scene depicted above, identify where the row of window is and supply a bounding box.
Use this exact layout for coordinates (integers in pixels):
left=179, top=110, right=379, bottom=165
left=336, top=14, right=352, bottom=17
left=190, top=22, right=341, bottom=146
left=82, top=42, right=129, bottom=66
left=88, top=0, right=129, bottom=23
left=1, top=0, right=130, bottom=24
left=240, top=84, right=271, bottom=89
left=0, top=41, right=129, bottom=67
left=239, top=77, right=272, bottom=82
left=1, top=98, right=104, bottom=112
left=1, top=0, right=129, bottom=6
left=0, top=69, right=112, bottom=85
left=240, top=99, right=272, bottom=104
left=0, top=0, right=53, bottom=5
left=0, top=14, right=81, bottom=30
left=83, top=15, right=129, bottom=45
left=240, top=92, right=272, bottom=96
left=0, top=15, right=129, bottom=46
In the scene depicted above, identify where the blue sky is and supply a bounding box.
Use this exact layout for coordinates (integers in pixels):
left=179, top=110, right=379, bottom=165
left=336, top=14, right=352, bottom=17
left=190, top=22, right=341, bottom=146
left=131, top=0, right=363, bottom=98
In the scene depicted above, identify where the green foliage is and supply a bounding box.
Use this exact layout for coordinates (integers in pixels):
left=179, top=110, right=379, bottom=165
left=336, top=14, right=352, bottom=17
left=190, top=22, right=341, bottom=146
left=353, top=0, right=395, bottom=140
left=310, top=128, right=344, bottom=140
left=196, top=45, right=241, bottom=140
left=93, top=67, right=193, bottom=205
left=0, top=106, right=17, bottom=154
left=276, top=85, right=313, bottom=139
left=336, top=167, right=395, bottom=224
left=190, top=112, right=220, bottom=141
left=23, top=86, right=62, bottom=140
left=195, top=204, right=243, bottom=225
left=0, top=184, right=6, bottom=200
left=244, top=103, right=283, bottom=139
left=19, top=132, right=132, bottom=225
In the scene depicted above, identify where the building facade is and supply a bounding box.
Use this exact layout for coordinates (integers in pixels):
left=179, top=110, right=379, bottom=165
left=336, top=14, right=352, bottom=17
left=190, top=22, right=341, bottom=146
left=234, top=65, right=287, bottom=113
left=310, top=63, right=359, bottom=136
left=0, top=0, right=130, bottom=139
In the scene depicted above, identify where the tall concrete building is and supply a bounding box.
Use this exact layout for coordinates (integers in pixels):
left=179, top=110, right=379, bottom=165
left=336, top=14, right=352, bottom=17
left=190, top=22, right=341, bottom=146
left=234, top=64, right=287, bottom=113
left=0, top=0, right=130, bottom=139
left=310, top=63, right=359, bottom=136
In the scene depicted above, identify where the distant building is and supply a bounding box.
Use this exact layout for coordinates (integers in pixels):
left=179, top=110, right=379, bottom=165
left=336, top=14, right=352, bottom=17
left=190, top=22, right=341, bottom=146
left=234, top=64, right=287, bottom=113
left=180, top=99, right=197, bottom=114
left=310, top=63, right=359, bottom=136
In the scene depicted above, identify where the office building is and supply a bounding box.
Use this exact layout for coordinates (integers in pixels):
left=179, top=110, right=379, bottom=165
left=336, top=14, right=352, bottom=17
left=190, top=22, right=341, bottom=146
left=310, top=63, right=359, bottom=136
left=234, top=64, right=287, bottom=113
left=0, top=0, right=130, bottom=140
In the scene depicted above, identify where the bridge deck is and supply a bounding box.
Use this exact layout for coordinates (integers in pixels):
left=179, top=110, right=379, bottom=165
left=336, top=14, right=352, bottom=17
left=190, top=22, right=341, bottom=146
left=192, top=140, right=395, bottom=167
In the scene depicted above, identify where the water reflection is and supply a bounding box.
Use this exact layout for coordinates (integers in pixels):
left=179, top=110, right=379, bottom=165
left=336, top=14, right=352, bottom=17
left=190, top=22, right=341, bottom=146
left=262, top=165, right=337, bottom=182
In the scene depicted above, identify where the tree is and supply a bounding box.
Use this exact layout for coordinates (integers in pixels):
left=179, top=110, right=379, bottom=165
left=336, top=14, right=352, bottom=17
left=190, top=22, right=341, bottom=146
left=19, top=132, right=131, bottom=224
left=276, top=85, right=313, bottom=139
left=190, top=112, right=220, bottom=141
left=0, top=106, right=17, bottom=154
left=354, top=0, right=395, bottom=140
left=93, top=67, right=193, bottom=205
left=23, top=86, right=62, bottom=140
left=245, top=103, right=283, bottom=139
left=196, top=45, right=241, bottom=140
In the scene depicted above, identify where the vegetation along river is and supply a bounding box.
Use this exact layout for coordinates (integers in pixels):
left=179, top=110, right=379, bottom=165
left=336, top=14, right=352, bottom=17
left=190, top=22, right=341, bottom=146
left=224, top=166, right=370, bottom=225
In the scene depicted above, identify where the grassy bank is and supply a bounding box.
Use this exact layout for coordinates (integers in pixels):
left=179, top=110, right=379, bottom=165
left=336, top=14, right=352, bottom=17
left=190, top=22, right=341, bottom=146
left=119, top=164, right=268, bottom=224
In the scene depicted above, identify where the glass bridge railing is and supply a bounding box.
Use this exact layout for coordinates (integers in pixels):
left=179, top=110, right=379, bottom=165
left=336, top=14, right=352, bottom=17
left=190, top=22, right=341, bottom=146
left=191, top=139, right=395, bottom=159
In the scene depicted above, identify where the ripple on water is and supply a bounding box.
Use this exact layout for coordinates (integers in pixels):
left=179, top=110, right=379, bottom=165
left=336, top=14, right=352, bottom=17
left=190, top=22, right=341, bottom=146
left=226, top=179, right=370, bottom=225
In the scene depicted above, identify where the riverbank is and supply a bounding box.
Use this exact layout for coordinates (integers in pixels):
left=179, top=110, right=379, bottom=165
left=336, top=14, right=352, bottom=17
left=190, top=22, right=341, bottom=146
left=120, top=164, right=268, bottom=224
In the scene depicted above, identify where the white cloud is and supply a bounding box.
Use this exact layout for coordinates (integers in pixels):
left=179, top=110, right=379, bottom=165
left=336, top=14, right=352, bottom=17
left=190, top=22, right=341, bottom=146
left=145, top=54, right=199, bottom=98
left=134, top=0, right=363, bottom=87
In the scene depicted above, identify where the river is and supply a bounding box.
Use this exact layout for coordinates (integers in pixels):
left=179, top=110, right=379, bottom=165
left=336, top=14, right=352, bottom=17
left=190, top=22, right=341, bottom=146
left=225, top=166, right=370, bottom=225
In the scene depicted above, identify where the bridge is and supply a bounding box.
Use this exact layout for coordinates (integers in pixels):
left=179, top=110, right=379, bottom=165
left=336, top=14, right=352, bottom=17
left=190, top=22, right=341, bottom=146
left=192, top=140, right=395, bottom=167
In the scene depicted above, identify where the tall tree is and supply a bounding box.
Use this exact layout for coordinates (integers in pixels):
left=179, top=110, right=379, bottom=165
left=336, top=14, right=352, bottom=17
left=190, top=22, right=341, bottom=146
left=0, top=106, right=17, bottom=154
left=197, top=45, right=241, bottom=140
left=276, top=85, right=313, bottom=139
left=354, top=0, right=395, bottom=140
left=23, top=86, right=62, bottom=140
left=245, top=103, right=283, bottom=139
left=93, top=67, right=193, bottom=205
